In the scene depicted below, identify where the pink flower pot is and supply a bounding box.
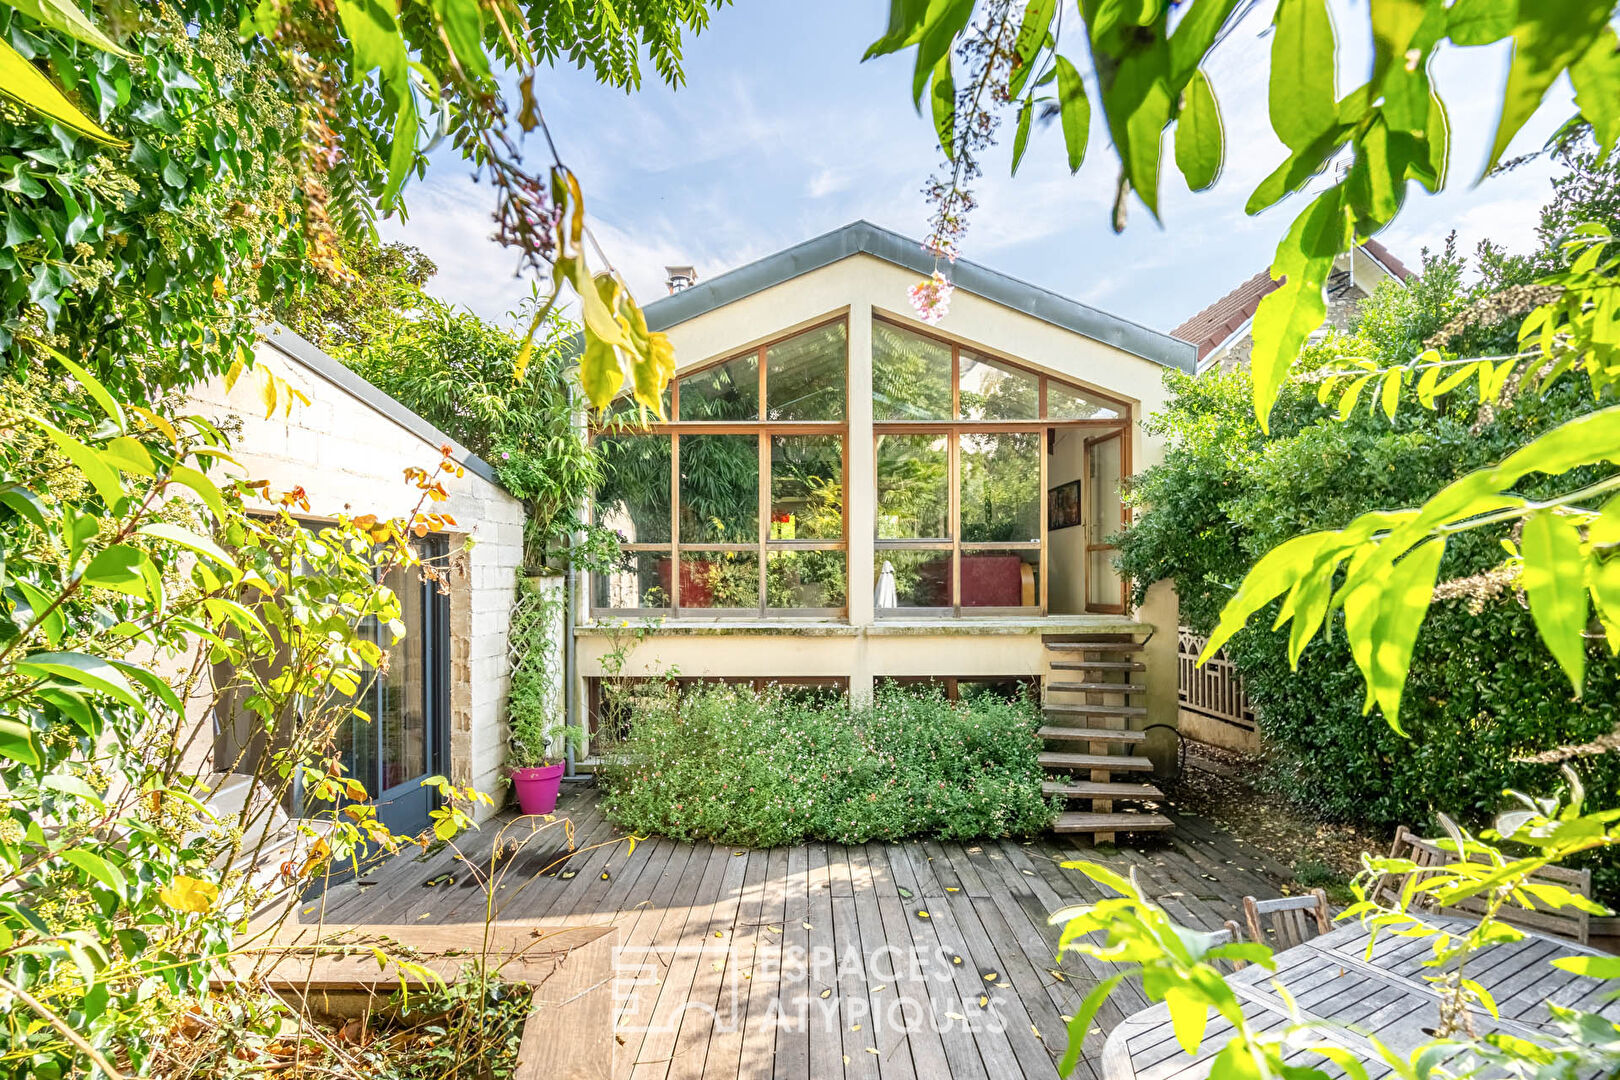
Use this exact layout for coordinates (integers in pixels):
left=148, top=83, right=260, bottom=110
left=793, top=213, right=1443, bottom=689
left=511, top=763, right=566, bottom=815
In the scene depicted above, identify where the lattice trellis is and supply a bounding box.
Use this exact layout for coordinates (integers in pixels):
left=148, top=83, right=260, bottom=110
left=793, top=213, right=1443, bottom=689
left=508, top=576, right=566, bottom=732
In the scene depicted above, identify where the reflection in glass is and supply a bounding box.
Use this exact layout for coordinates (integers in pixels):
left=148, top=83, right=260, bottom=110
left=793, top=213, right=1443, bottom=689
left=960, top=432, right=1040, bottom=543
left=678, top=353, right=758, bottom=421
left=770, top=435, right=843, bottom=540
left=1048, top=380, right=1122, bottom=420
left=1087, top=434, right=1122, bottom=545
left=959, top=352, right=1038, bottom=420
left=767, top=323, right=846, bottom=420
left=767, top=550, right=846, bottom=608
left=601, top=385, right=669, bottom=425
left=875, top=549, right=953, bottom=608
left=379, top=565, right=427, bottom=789
left=876, top=434, right=949, bottom=539
left=593, top=434, right=673, bottom=544
left=959, top=548, right=1039, bottom=608
left=1088, top=546, right=1123, bottom=609
left=873, top=320, right=951, bottom=420
left=593, top=551, right=671, bottom=610
left=677, top=551, right=759, bottom=609
left=679, top=434, right=759, bottom=543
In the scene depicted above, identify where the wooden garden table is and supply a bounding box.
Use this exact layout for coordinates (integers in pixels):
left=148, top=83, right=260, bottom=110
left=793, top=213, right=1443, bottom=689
left=1101, top=917, right=1620, bottom=1080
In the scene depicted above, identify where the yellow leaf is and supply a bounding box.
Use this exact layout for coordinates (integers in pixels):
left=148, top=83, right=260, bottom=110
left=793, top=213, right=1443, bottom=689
left=0, top=36, right=122, bottom=143
left=159, top=875, right=218, bottom=914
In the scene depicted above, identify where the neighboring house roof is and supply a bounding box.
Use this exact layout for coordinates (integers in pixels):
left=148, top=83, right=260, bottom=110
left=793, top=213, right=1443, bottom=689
left=260, top=323, right=502, bottom=487
left=642, top=219, right=1197, bottom=373
left=1170, top=239, right=1414, bottom=365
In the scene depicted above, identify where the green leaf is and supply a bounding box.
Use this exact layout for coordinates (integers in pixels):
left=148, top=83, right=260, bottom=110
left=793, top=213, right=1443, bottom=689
left=1174, top=69, right=1223, bottom=191
left=1270, top=0, right=1338, bottom=151
left=1167, top=0, right=1242, bottom=86
left=138, top=522, right=236, bottom=569
left=1008, top=0, right=1055, bottom=99
left=1345, top=119, right=1409, bottom=233
left=1379, top=367, right=1403, bottom=420
left=61, top=848, right=126, bottom=896
left=1338, top=373, right=1375, bottom=421
left=383, top=93, right=419, bottom=211
left=105, top=436, right=154, bottom=478
left=1552, top=954, right=1620, bottom=978
left=1521, top=509, right=1589, bottom=693
left=930, top=53, right=956, bottom=161
left=1011, top=98, right=1033, bottom=175
left=1344, top=538, right=1445, bottom=731
left=864, top=0, right=931, bottom=59
left=81, top=545, right=151, bottom=597
left=31, top=416, right=122, bottom=505
left=1203, top=531, right=1342, bottom=659
left=1245, top=126, right=1350, bottom=215
left=1446, top=0, right=1515, bottom=46
left=1098, top=46, right=1172, bottom=220
left=1250, top=187, right=1353, bottom=432
left=0, top=36, right=121, bottom=144
left=429, top=0, right=489, bottom=79
left=45, top=347, right=124, bottom=430
left=168, top=465, right=227, bottom=523
left=1059, top=973, right=1123, bottom=1075
left=0, top=718, right=39, bottom=766
left=1485, top=0, right=1609, bottom=174
left=1572, top=28, right=1620, bottom=160
left=907, top=0, right=978, bottom=107
left=13, top=651, right=142, bottom=708
left=1164, top=987, right=1210, bottom=1053
left=5, top=0, right=133, bottom=57
left=1053, top=55, right=1090, bottom=174
left=579, top=335, right=624, bottom=411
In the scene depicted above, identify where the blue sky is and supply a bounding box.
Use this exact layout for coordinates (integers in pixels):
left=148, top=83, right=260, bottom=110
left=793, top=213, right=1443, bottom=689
left=382, top=0, right=1576, bottom=336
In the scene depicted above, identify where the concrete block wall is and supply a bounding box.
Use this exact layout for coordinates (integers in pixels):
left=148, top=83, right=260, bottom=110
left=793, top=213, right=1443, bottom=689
left=189, top=327, right=526, bottom=822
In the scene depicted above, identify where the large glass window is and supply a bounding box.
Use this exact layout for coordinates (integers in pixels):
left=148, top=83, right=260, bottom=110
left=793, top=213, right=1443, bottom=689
left=593, top=319, right=848, bottom=615
left=871, top=318, right=1129, bottom=616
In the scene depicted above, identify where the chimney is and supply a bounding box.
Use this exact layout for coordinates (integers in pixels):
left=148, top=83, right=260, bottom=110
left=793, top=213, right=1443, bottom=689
left=665, top=265, right=697, bottom=294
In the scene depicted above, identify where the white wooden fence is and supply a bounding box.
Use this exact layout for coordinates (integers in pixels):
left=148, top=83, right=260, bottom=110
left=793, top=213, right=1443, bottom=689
left=1177, top=627, right=1256, bottom=738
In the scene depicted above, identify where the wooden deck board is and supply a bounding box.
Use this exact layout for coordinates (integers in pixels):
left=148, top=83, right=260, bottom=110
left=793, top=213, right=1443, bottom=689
left=293, top=785, right=1293, bottom=1079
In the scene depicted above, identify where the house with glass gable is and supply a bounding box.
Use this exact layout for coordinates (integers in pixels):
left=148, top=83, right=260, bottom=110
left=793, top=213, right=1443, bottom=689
left=578, top=221, right=1196, bottom=837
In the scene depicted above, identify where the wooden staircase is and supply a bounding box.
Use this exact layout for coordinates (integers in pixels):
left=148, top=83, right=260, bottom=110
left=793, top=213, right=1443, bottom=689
left=1041, top=637, right=1172, bottom=842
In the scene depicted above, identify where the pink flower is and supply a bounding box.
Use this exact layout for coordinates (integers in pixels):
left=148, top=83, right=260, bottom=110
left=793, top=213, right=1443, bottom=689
left=908, top=270, right=954, bottom=325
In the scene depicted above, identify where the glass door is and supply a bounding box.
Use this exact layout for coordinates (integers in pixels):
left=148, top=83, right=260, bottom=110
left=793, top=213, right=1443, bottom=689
left=335, top=538, right=450, bottom=838
left=1084, top=429, right=1128, bottom=614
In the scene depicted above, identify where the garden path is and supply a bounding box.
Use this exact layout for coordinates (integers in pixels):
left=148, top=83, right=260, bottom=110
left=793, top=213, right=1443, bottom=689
left=298, top=786, right=1294, bottom=1080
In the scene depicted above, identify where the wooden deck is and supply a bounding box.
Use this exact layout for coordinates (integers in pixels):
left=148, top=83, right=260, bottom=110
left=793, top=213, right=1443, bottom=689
left=296, top=785, right=1297, bottom=1080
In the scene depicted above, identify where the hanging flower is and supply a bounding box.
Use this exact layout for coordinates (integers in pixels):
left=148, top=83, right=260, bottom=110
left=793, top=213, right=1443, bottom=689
left=909, top=270, right=954, bottom=325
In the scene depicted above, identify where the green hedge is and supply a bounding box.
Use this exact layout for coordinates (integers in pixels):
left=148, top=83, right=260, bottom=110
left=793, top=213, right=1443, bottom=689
left=1117, top=219, right=1620, bottom=896
left=596, top=683, right=1055, bottom=847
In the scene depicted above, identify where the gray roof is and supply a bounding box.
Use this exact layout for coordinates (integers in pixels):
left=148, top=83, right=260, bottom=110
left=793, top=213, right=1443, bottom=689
left=261, top=324, right=502, bottom=487
left=643, top=220, right=1196, bottom=373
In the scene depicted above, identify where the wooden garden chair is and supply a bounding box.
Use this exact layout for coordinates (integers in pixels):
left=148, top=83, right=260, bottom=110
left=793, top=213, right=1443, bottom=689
left=1207, top=919, right=1250, bottom=972
left=1374, top=825, right=1595, bottom=944
left=1242, top=889, right=1333, bottom=952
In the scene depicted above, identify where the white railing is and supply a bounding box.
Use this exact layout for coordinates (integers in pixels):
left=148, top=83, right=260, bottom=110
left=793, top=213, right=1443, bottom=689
left=1177, top=628, right=1256, bottom=733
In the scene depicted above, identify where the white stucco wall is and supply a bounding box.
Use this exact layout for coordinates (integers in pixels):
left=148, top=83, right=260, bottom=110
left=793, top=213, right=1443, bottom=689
left=576, top=251, right=1183, bottom=764
left=188, top=328, right=525, bottom=821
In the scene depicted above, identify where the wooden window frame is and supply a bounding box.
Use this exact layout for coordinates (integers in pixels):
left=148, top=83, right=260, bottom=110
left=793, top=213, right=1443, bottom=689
left=590, top=317, right=850, bottom=619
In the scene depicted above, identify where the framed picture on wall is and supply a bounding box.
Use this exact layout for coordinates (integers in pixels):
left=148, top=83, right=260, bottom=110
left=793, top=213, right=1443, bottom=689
left=1048, top=480, right=1082, bottom=530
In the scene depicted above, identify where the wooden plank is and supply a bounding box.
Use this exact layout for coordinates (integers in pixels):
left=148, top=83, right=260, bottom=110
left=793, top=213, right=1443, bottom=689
left=1038, top=726, right=1149, bottom=743
left=1053, top=812, right=1173, bottom=834
left=804, top=842, right=844, bottom=1080
left=879, top=842, right=991, bottom=1080
left=1043, top=781, right=1165, bottom=800
left=1039, top=753, right=1154, bottom=772
left=736, top=847, right=792, bottom=1080
left=664, top=845, right=754, bottom=1080
left=1048, top=660, right=1145, bottom=671
left=773, top=843, right=812, bottom=1080
left=1044, top=704, right=1148, bottom=718
left=834, top=893, right=881, bottom=1080
left=698, top=847, right=769, bottom=1080
left=847, top=844, right=926, bottom=1080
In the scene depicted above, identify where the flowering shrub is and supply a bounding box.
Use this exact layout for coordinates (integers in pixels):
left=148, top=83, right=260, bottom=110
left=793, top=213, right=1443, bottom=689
left=596, top=683, right=1054, bottom=846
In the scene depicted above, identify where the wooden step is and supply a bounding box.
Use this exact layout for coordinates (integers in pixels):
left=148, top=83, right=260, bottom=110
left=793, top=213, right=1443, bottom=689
left=1045, top=641, right=1145, bottom=653
left=1049, top=660, right=1145, bottom=671
left=1043, top=779, right=1165, bottom=800
left=1045, top=703, right=1148, bottom=718
left=1037, top=725, right=1147, bottom=743
left=1046, top=681, right=1147, bottom=693
left=1052, top=811, right=1174, bottom=834
left=1039, top=752, right=1154, bottom=772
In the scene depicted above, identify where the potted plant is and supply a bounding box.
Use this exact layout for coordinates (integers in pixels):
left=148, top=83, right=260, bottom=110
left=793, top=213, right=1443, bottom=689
left=507, top=577, right=581, bottom=815
left=508, top=712, right=581, bottom=815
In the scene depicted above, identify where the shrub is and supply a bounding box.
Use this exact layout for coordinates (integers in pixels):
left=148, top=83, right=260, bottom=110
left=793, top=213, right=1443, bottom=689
left=1117, top=222, right=1620, bottom=896
left=596, top=683, right=1055, bottom=846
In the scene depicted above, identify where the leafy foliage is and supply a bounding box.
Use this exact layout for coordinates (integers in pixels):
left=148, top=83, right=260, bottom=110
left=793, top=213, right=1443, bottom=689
left=872, top=0, right=1620, bottom=425
left=1117, top=227, right=1620, bottom=895
left=281, top=237, right=605, bottom=569
left=505, top=578, right=578, bottom=769
left=597, top=682, right=1055, bottom=847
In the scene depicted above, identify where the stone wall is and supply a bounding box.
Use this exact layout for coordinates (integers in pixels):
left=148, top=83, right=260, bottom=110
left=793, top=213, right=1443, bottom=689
left=188, top=327, right=526, bottom=820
